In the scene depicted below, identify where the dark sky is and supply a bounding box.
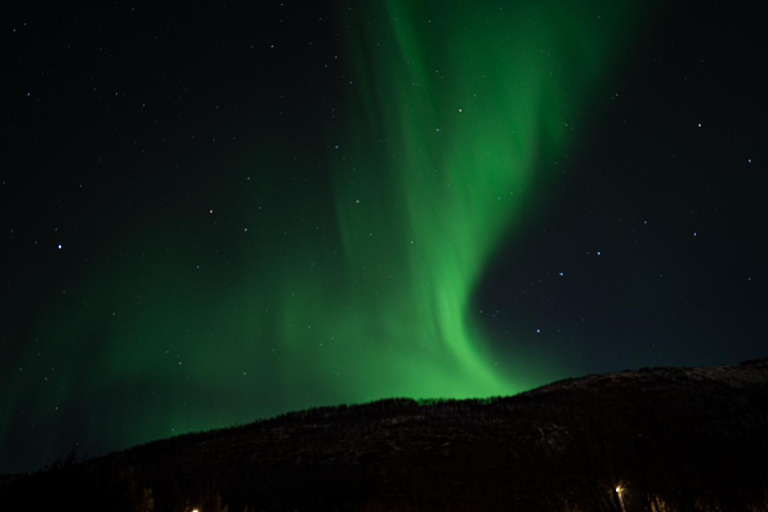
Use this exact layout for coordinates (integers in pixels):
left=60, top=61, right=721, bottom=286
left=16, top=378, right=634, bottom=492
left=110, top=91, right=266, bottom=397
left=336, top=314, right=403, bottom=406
left=1, top=1, right=765, bottom=474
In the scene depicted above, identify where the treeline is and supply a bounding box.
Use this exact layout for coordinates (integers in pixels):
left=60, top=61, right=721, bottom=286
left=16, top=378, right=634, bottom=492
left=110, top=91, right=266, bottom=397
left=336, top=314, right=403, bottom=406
left=1, top=451, right=241, bottom=512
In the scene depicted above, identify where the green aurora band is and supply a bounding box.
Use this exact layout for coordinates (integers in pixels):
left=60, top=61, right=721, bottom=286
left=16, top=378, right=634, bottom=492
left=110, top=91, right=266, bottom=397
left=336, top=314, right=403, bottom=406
left=322, top=0, right=635, bottom=395
left=5, top=0, right=639, bottom=468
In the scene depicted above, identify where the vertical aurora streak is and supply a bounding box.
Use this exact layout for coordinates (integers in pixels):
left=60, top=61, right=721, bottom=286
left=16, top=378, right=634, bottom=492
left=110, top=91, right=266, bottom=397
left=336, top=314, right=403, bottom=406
left=320, top=0, right=634, bottom=395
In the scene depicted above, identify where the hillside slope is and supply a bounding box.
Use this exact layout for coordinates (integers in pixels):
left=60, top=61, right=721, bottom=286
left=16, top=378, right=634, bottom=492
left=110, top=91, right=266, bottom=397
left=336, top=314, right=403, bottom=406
left=3, top=359, right=767, bottom=512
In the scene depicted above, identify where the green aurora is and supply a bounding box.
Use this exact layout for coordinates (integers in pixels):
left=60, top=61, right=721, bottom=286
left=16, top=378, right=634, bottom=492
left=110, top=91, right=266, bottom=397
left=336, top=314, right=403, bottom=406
left=4, top=0, right=641, bottom=468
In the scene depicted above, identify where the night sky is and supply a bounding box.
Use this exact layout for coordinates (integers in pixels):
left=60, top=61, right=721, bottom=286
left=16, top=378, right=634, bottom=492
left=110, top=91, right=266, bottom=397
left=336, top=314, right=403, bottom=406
left=2, top=1, right=765, bottom=474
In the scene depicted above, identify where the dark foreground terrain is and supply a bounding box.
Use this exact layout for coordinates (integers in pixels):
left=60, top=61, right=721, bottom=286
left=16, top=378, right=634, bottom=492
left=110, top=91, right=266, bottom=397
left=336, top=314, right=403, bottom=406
left=2, top=359, right=767, bottom=511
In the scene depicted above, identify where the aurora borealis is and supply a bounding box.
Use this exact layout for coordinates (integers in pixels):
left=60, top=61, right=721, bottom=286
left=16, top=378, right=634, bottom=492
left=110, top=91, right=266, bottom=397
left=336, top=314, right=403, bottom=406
left=328, top=0, right=626, bottom=397
left=2, top=1, right=765, bottom=474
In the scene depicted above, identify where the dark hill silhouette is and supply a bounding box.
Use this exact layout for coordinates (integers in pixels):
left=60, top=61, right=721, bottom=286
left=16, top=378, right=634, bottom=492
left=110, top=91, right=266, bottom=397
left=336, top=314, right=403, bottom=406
left=3, top=359, right=768, bottom=511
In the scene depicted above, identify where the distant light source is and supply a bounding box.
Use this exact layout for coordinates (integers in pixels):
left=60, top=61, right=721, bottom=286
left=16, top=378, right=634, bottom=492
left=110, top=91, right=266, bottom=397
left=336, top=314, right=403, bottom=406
left=192, top=509, right=199, bottom=512
left=615, top=485, right=626, bottom=511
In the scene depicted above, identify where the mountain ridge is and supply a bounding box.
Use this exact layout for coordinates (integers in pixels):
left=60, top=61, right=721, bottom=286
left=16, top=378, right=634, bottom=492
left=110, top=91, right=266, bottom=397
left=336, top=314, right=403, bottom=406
left=3, top=358, right=767, bottom=511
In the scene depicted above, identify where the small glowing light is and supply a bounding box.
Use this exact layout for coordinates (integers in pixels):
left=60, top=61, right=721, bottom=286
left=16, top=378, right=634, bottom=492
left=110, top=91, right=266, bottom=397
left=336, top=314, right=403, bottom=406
left=615, top=485, right=624, bottom=495
left=458, top=108, right=463, bottom=112
left=57, top=244, right=62, bottom=250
